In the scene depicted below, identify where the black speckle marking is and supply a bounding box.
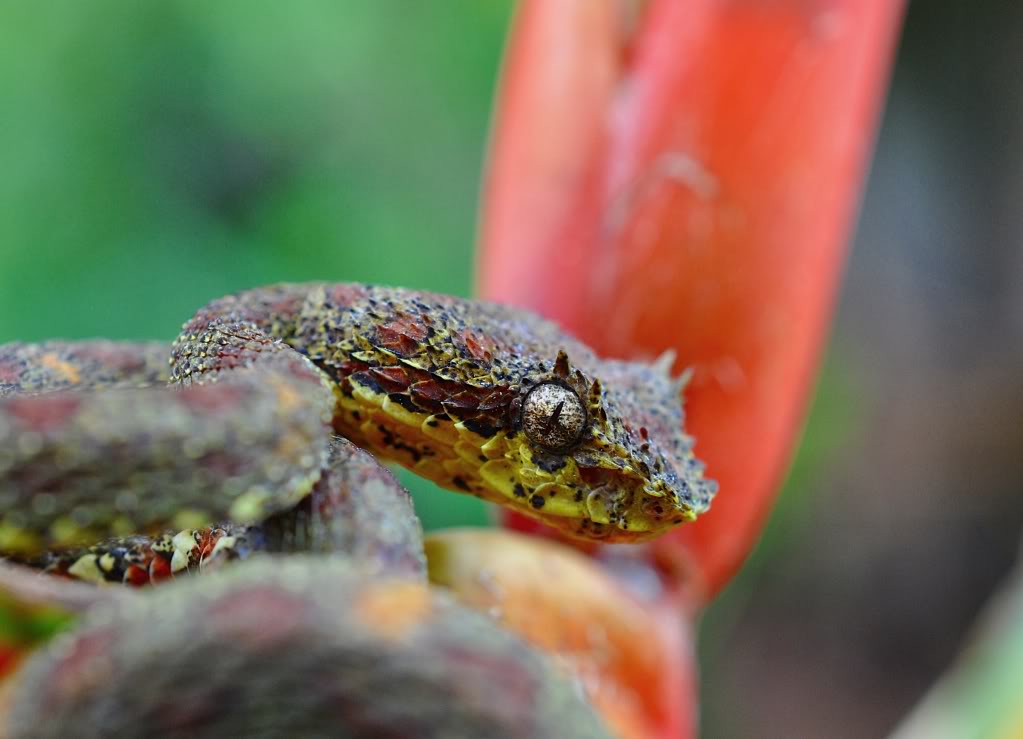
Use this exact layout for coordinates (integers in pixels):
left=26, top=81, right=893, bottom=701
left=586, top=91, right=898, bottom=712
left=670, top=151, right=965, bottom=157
left=513, top=483, right=526, bottom=498
left=574, top=491, right=583, bottom=503
left=529, top=494, right=545, bottom=509
left=377, top=422, right=422, bottom=463
left=388, top=392, right=420, bottom=414
left=533, top=454, right=567, bottom=473
left=478, top=454, right=488, bottom=463
left=426, top=419, right=439, bottom=427
left=453, top=476, right=470, bottom=492
left=353, top=373, right=385, bottom=395
left=463, top=417, right=501, bottom=438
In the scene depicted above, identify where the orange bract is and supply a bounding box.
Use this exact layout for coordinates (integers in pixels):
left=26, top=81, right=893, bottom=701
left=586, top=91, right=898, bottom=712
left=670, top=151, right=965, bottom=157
left=427, top=529, right=694, bottom=739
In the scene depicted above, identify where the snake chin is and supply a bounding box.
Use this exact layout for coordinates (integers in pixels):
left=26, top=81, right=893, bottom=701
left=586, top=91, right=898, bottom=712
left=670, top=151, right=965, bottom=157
left=530, top=465, right=687, bottom=543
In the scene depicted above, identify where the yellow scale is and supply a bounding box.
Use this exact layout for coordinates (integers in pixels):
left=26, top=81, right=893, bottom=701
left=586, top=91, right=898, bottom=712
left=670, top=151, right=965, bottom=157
left=337, top=379, right=588, bottom=521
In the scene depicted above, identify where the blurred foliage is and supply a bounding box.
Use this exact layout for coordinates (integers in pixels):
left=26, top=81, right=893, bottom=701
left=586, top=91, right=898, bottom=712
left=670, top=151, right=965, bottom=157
left=892, top=561, right=1023, bottom=738
left=0, top=597, right=73, bottom=648
left=698, top=350, right=860, bottom=737
left=0, top=1, right=515, bottom=529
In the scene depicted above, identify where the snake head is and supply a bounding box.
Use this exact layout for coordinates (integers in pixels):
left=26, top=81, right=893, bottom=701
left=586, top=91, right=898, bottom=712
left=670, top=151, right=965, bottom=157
left=495, top=350, right=717, bottom=542
left=315, top=286, right=716, bottom=544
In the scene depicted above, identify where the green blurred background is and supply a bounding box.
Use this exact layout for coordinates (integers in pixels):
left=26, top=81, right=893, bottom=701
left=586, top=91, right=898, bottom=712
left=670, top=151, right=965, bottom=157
left=3, top=3, right=1022, bottom=738
left=0, top=1, right=513, bottom=532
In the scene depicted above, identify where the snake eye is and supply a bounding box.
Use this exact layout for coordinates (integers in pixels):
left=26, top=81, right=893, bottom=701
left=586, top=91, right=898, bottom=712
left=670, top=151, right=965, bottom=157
left=521, top=382, right=587, bottom=452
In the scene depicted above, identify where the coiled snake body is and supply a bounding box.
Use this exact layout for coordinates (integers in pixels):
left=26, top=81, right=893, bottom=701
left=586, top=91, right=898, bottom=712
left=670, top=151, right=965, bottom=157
left=0, top=283, right=716, bottom=585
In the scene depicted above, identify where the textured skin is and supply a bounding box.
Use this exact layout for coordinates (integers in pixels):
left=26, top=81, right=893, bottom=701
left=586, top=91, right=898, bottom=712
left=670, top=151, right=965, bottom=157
left=0, top=283, right=716, bottom=566
left=16, top=437, right=426, bottom=585
left=5, top=557, right=612, bottom=738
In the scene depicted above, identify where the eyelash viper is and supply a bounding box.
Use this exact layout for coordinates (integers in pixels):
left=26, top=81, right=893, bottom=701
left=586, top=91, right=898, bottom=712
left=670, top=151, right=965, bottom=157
left=0, top=283, right=716, bottom=585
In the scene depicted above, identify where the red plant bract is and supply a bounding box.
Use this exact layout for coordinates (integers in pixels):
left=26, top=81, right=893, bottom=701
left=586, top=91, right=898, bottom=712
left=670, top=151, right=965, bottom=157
left=478, top=1, right=902, bottom=735
left=479, top=0, right=903, bottom=600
